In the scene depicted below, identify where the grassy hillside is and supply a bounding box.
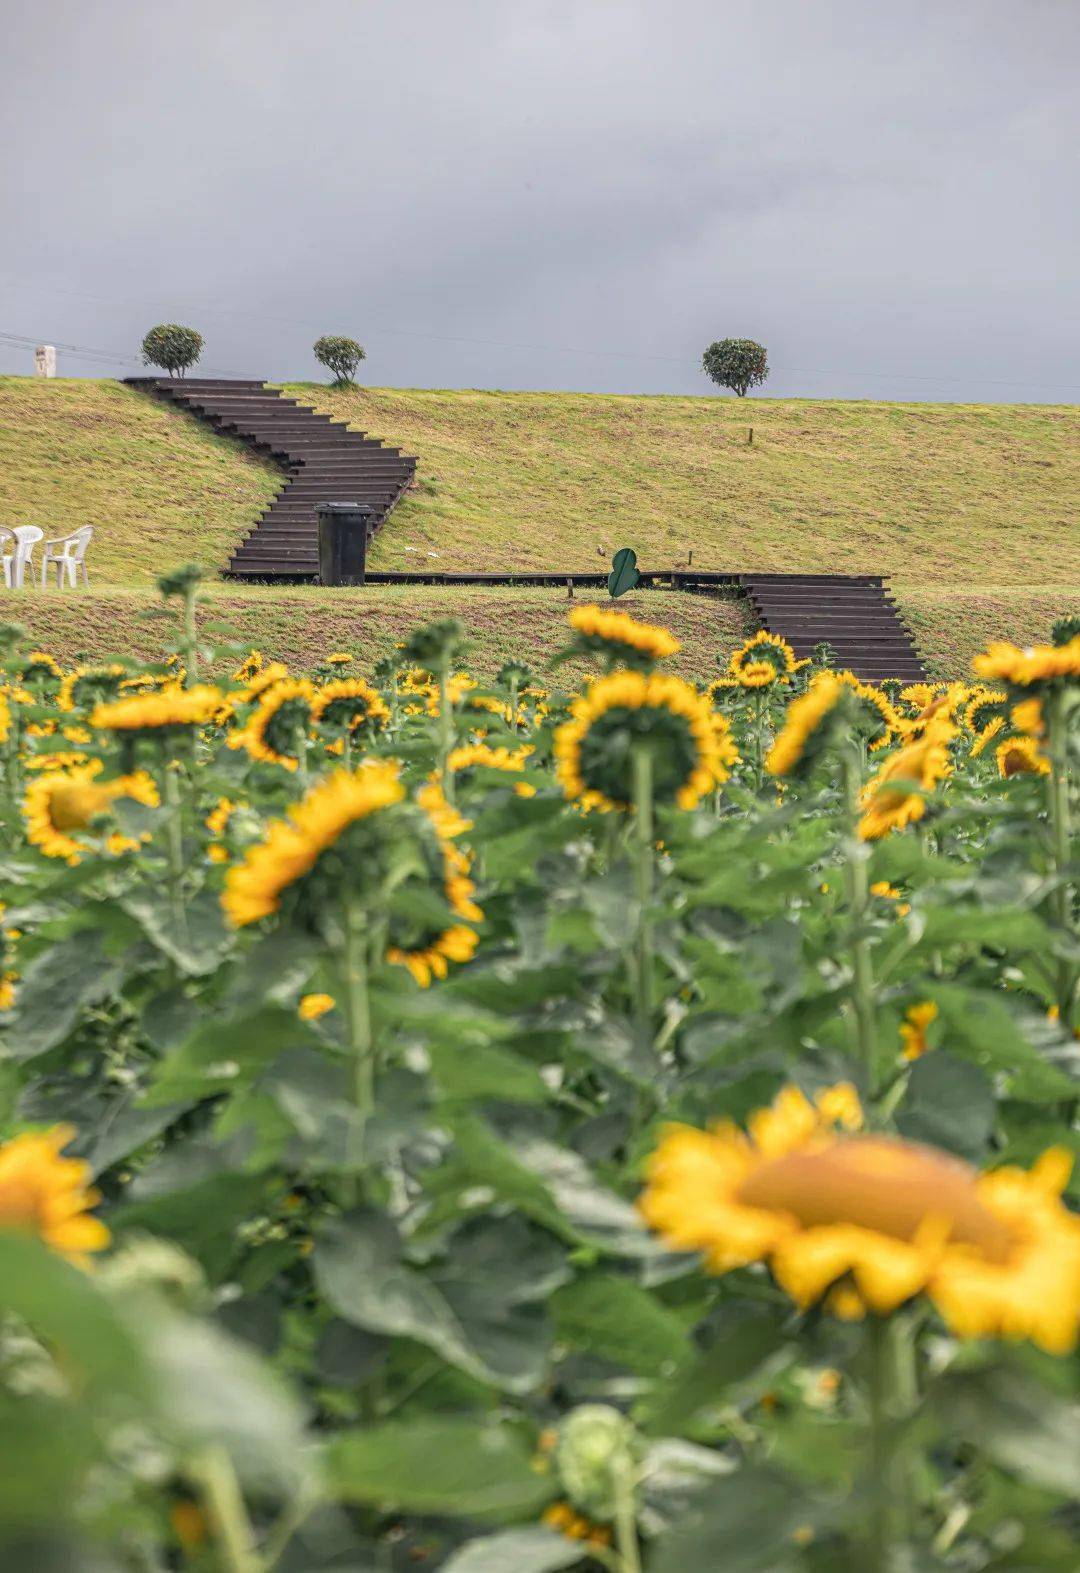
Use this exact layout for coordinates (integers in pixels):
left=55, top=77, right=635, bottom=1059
left=0, top=377, right=280, bottom=585
left=0, top=377, right=1075, bottom=677
left=301, top=385, right=1078, bottom=585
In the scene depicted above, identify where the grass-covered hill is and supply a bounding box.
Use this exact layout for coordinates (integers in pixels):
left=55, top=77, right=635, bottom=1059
left=0, top=376, right=1076, bottom=675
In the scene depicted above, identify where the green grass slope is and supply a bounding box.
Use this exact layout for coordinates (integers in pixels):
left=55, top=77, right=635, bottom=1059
left=0, top=377, right=280, bottom=585
left=0, top=378, right=1075, bottom=677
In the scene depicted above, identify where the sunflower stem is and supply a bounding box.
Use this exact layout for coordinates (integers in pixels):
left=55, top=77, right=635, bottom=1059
left=188, top=1445, right=262, bottom=1573
left=841, top=745, right=878, bottom=1100
left=342, top=895, right=375, bottom=1172
left=162, top=762, right=188, bottom=943
left=437, top=658, right=455, bottom=802
left=752, top=690, right=765, bottom=791
left=612, top=1453, right=642, bottom=1573
left=181, top=583, right=198, bottom=687
left=632, top=745, right=655, bottom=1039
left=1045, top=689, right=1077, bottom=1029
left=865, top=1317, right=916, bottom=1573
left=294, top=723, right=309, bottom=789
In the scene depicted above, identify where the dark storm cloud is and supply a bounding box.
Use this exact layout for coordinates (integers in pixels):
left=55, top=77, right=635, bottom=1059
left=1, top=0, right=1077, bottom=400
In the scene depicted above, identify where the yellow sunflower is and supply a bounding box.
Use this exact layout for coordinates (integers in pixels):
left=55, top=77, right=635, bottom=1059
left=20, top=651, right=64, bottom=689
left=900, top=1001, right=938, bottom=1060
left=973, top=636, right=1080, bottom=689
left=232, top=650, right=264, bottom=683
left=898, top=683, right=943, bottom=714
left=222, top=762, right=405, bottom=926
left=996, top=734, right=1050, bottom=778
left=384, top=782, right=483, bottom=987
left=970, top=715, right=1006, bottom=758
left=235, top=661, right=290, bottom=703
left=766, top=674, right=847, bottom=777
left=858, top=721, right=954, bottom=840
left=963, top=687, right=1008, bottom=735
left=735, top=660, right=778, bottom=690
left=0, top=1125, right=110, bottom=1259
left=298, top=992, right=335, bottom=1020
left=835, top=672, right=899, bottom=749
left=639, top=1082, right=1080, bottom=1353
left=0, top=690, right=10, bottom=746
left=567, top=605, right=681, bottom=666
left=237, top=680, right=315, bottom=770
left=57, top=664, right=126, bottom=714
left=555, top=672, right=724, bottom=813
left=729, top=631, right=798, bottom=683
left=386, top=923, right=479, bottom=989
left=311, top=678, right=389, bottom=736
left=91, top=685, right=226, bottom=733
left=23, top=766, right=160, bottom=864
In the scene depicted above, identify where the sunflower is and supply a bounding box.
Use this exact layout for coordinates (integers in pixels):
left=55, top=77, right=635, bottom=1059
left=57, top=664, right=126, bottom=713
left=446, top=742, right=533, bottom=776
left=835, top=672, right=899, bottom=749
left=729, top=630, right=797, bottom=682
left=298, top=992, right=336, bottom=1020
left=566, top=605, right=681, bottom=667
left=898, top=682, right=943, bottom=714
left=384, top=781, right=484, bottom=986
left=386, top=923, right=479, bottom=988
left=24, top=766, right=160, bottom=864
left=236, top=661, right=290, bottom=702
left=325, top=652, right=353, bottom=666
left=705, top=676, right=740, bottom=706
left=23, top=751, right=90, bottom=773
left=554, top=672, right=724, bottom=813
left=222, top=762, right=406, bottom=926
left=205, top=797, right=240, bottom=837
left=765, top=674, right=847, bottom=777
left=311, top=678, right=390, bottom=737
left=900, top=1000, right=938, bottom=1060
left=19, top=651, right=63, bottom=690
left=970, top=715, right=1005, bottom=758
left=639, top=1082, right=1080, bottom=1352
left=857, top=720, right=954, bottom=840
left=973, top=635, right=1080, bottom=689
left=996, top=734, right=1050, bottom=778
left=963, top=687, right=1008, bottom=735
left=238, top=680, right=315, bottom=770
left=735, top=660, right=778, bottom=690
left=232, top=650, right=264, bottom=683
left=92, top=685, right=226, bottom=734
left=0, top=690, right=11, bottom=746
left=0, top=1125, right=110, bottom=1259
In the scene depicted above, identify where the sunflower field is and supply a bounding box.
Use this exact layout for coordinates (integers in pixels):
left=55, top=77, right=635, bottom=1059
left=0, top=570, right=1079, bottom=1573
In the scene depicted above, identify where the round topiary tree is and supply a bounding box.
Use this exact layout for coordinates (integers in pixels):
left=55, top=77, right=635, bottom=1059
left=141, top=324, right=204, bottom=379
left=314, top=336, right=366, bottom=386
left=701, top=338, right=769, bottom=398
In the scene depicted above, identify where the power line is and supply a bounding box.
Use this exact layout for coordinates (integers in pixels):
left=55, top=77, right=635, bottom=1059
left=0, top=279, right=1077, bottom=395
left=0, top=329, right=251, bottom=379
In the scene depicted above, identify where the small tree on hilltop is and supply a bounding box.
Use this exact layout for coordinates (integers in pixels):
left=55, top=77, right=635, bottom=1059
left=314, top=336, right=366, bottom=386
left=701, top=338, right=769, bottom=398
left=141, top=324, right=204, bottom=379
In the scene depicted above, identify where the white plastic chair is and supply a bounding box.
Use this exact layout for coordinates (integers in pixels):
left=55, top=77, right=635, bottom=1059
left=3, top=526, right=44, bottom=589
left=0, top=527, right=15, bottom=588
left=40, top=526, right=92, bottom=589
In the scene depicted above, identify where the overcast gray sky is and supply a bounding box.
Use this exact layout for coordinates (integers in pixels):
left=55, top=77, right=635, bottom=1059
left=1, top=0, right=1077, bottom=401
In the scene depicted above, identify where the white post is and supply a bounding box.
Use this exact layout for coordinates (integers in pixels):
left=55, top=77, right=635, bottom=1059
left=34, top=345, right=56, bottom=378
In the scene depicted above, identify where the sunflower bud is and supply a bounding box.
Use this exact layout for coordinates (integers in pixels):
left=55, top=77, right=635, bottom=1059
left=101, top=1234, right=208, bottom=1311
left=553, top=1405, right=643, bottom=1520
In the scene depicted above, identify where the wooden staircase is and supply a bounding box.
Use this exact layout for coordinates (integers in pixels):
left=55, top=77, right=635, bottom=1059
left=125, top=378, right=416, bottom=579
left=739, top=574, right=925, bottom=681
